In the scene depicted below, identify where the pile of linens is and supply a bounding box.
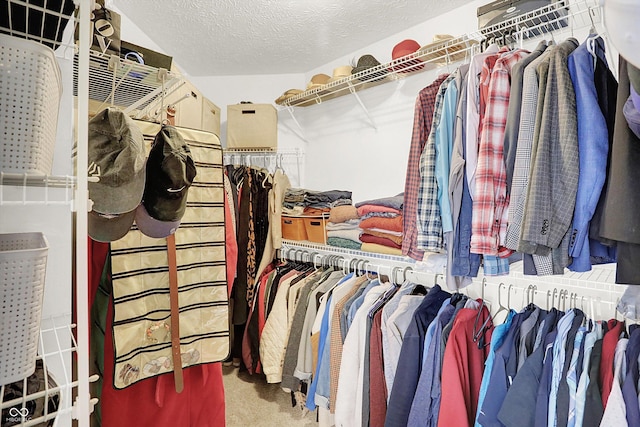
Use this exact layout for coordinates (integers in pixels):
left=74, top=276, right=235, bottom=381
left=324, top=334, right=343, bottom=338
left=283, top=188, right=352, bottom=216
left=356, top=194, right=403, bottom=255
left=326, top=193, right=404, bottom=255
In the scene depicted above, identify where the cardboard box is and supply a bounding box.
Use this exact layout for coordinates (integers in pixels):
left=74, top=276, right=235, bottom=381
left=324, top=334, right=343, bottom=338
left=303, top=216, right=328, bottom=244
left=227, top=103, right=277, bottom=151
left=120, top=40, right=173, bottom=70
left=282, top=216, right=307, bottom=241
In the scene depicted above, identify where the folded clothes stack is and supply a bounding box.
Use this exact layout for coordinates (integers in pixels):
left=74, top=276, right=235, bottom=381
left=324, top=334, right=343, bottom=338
left=355, top=194, right=404, bottom=256
left=304, top=189, right=353, bottom=209
left=283, top=188, right=306, bottom=215
left=283, top=188, right=353, bottom=216
left=326, top=205, right=361, bottom=250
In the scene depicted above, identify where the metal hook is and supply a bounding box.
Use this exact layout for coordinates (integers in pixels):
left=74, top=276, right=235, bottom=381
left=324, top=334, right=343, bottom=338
left=507, top=284, right=514, bottom=310
left=391, top=266, right=402, bottom=286
left=403, top=266, right=413, bottom=284
left=481, top=277, right=488, bottom=303
left=552, top=288, right=559, bottom=309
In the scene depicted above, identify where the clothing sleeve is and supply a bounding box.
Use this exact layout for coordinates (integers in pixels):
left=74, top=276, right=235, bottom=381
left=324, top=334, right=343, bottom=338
left=435, top=82, right=458, bottom=234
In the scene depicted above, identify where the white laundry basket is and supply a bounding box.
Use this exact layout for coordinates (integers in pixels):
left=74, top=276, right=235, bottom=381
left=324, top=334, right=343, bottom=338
left=0, top=232, right=49, bottom=386
left=0, top=34, right=62, bottom=175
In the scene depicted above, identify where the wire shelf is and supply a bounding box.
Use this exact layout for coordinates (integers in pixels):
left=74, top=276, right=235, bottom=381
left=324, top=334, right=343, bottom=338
left=281, top=239, right=417, bottom=267
left=279, top=0, right=600, bottom=108
left=1, top=0, right=77, bottom=51
left=0, top=174, right=77, bottom=207
left=72, top=50, right=182, bottom=113
left=0, top=317, right=98, bottom=427
left=281, top=241, right=626, bottom=320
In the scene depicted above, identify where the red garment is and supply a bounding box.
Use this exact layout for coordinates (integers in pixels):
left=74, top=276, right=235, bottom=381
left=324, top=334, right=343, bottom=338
left=402, top=74, right=450, bottom=261
left=357, top=204, right=402, bottom=217
left=241, top=265, right=275, bottom=374
left=359, top=215, right=403, bottom=233
left=471, top=49, right=529, bottom=257
left=478, top=49, right=508, bottom=136
left=224, top=186, right=238, bottom=297
left=438, top=302, right=493, bottom=427
left=369, top=310, right=387, bottom=427
left=599, top=319, right=624, bottom=408
left=360, top=233, right=402, bottom=249
left=88, top=237, right=109, bottom=312
left=90, top=243, right=226, bottom=427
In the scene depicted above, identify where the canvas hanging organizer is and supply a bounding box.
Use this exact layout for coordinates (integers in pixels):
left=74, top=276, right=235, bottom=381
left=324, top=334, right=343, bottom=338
left=109, top=123, right=229, bottom=390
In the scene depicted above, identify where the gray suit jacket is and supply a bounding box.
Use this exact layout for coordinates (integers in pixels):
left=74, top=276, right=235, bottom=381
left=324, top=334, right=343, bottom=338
left=520, top=39, right=579, bottom=265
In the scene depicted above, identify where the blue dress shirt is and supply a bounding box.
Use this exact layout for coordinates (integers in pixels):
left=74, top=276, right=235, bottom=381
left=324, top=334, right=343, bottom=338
left=566, top=40, right=612, bottom=272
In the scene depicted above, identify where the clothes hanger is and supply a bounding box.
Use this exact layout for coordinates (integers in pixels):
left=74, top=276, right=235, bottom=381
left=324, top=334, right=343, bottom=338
left=493, top=282, right=509, bottom=320
left=402, top=266, right=413, bottom=284
left=472, top=299, right=492, bottom=349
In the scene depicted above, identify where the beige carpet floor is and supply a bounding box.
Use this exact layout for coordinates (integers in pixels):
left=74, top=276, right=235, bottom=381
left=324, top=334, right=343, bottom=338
left=223, top=365, right=317, bottom=427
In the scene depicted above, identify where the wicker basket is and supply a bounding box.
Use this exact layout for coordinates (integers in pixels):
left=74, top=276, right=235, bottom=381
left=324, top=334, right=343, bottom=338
left=0, top=34, right=61, bottom=175
left=0, top=232, right=49, bottom=386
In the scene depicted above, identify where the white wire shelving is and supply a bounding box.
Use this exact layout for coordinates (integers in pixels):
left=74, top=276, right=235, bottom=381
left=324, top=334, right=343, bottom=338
left=72, top=50, right=183, bottom=115
left=280, top=240, right=625, bottom=320
left=0, top=174, right=77, bottom=207
left=1, top=1, right=94, bottom=425
left=278, top=0, right=601, bottom=116
left=0, top=317, right=99, bottom=427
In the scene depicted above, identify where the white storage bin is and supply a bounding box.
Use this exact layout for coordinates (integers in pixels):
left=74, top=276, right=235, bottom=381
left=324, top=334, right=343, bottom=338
left=0, top=34, right=62, bottom=175
left=0, top=232, right=49, bottom=386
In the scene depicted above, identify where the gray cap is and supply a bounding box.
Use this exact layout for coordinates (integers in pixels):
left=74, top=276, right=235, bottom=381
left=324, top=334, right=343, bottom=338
left=88, top=108, right=146, bottom=214
left=88, top=108, right=146, bottom=242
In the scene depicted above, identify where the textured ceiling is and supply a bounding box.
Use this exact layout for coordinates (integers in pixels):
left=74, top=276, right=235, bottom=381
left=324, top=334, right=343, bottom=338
left=112, top=0, right=473, bottom=76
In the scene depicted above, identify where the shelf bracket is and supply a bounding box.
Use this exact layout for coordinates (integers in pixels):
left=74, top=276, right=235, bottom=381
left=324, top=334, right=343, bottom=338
left=123, top=76, right=181, bottom=114
left=347, top=82, right=377, bottom=130
left=285, top=106, right=308, bottom=143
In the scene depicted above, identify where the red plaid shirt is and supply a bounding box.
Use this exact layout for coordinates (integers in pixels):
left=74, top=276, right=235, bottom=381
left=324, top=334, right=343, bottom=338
left=471, top=49, right=530, bottom=256
left=402, top=74, right=449, bottom=260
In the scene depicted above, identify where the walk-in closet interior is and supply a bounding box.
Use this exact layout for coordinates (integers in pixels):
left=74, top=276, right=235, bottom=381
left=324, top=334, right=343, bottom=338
left=1, top=0, right=640, bottom=426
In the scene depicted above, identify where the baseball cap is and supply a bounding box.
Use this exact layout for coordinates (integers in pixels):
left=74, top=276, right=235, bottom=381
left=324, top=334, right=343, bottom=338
left=135, top=125, right=196, bottom=238
left=88, top=108, right=146, bottom=242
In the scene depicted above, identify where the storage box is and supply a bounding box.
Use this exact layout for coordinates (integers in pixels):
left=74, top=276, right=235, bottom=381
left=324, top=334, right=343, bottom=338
left=227, top=103, right=278, bottom=151
left=0, top=34, right=61, bottom=175
left=477, top=0, right=567, bottom=37
left=303, top=216, right=328, bottom=244
left=121, top=40, right=173, bottom=70
left=282, top=216, right=307, bottom=241
left=0, top=232, right=49, bottom=386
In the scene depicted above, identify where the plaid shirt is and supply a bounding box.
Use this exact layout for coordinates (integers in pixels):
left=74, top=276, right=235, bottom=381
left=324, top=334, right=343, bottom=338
left=403, top=74, right=450, bottom=260
left=416, top=74, right=456, bottom=252
left=471, top=49, right=529, bottom=256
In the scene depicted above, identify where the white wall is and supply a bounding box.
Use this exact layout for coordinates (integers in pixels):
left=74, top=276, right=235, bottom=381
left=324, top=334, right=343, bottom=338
left=115, top=0, right=613, bottom=204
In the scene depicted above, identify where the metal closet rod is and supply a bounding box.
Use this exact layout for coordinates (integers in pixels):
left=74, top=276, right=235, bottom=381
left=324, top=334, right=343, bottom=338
left=279, top=245, right=626, bottom=320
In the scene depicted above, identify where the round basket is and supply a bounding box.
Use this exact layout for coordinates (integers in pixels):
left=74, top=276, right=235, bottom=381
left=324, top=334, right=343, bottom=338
left=0, top=34, right=62, bottom=175
left=0, top=232, right=49, bottom=386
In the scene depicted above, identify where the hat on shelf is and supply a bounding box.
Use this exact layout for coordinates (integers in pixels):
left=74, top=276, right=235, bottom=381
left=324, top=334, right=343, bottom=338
left=88, top=107, right=146, bottom=242
left=135, top=125, right=197, bottom=238
left=327, top=65, right=353, bottom=84
left=417, top=34, right=477, bottom=65
left=390, top=39, right=424, bottom=73
left=306, top=73, right=331, bottom=90
left=352, top=54, right=387, bottom=82
left=275, top=88, right=304, bottom=105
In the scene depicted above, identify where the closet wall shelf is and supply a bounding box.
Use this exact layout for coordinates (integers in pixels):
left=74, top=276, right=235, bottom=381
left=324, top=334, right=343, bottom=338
left=73, top=50, right=183, bottom=114
left=281, top=240, right=418, bottom=275
left=282, top=242, right=627, bottom=319
left=278, top=0, right=600, bottom=111
left=0, top=173, right=76, bottom=189
left=0, top=317, right=99, bottom=427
